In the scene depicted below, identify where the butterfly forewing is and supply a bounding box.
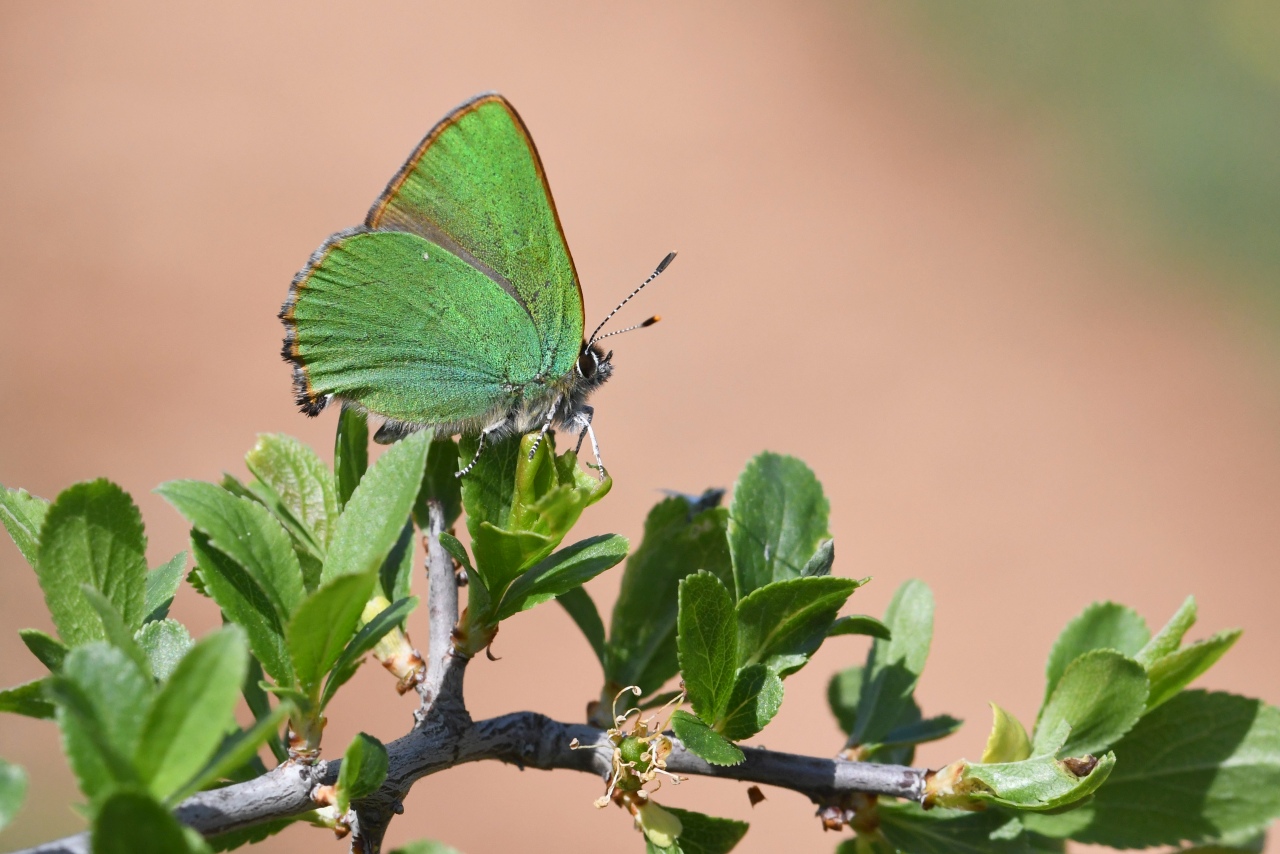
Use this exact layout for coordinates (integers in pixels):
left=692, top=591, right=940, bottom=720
left=284, top=230, right=543, bottom=425
left=366, top=94, right=585, bottom=381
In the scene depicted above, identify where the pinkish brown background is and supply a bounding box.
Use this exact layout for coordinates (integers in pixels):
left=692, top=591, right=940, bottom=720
left=2, top=3, right=1279, bottom=852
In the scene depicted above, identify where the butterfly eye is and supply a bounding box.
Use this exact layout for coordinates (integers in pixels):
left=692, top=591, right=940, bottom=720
left=577, top=350, right=597, bottom=379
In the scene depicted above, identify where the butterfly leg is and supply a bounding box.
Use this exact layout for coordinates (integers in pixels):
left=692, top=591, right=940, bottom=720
left=457, top=423, right=502, bottom=478
left=573, top=406, right=606, bottom=480
left=527, top=394, right=563, bottom=460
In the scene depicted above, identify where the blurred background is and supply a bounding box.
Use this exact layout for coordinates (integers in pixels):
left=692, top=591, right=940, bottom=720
left=3, top=2, right=1280, bottom=851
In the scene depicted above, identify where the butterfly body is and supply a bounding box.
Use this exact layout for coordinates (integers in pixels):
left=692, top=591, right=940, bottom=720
left=280, top=93, right=617, bottom=455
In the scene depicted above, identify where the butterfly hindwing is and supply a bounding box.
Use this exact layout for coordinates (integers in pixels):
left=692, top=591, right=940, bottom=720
left=366, top=93, right=584, bottom=382
left=283, top=229, right=543, bottom=426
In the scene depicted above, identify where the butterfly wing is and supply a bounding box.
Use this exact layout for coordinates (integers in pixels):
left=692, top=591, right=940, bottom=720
left=366, top=93, right=584, bottom=382
left=282, top=229, right=543, bottom=425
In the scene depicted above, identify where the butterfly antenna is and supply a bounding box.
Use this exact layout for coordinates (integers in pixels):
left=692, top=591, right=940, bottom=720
left=587, top=252, right=677, bottom=346
left=592, top=315, right=661, bottom=342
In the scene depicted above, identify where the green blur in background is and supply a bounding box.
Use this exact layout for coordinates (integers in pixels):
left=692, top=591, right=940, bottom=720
left=884, top=1, right=1280, bottom=308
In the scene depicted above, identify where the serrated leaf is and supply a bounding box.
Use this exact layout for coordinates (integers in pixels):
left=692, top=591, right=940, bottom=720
left=322, top=595, right=418, bottom=707
left=144, top=552, right=187, bottom=623
left=0, top=485, right=49, bottom=567
left=728, top=452, right=830, bottom=597
left=336, top=732, right=388, bottom=813
left=495, top=534, right=628, bottom=620
left=134, top=619, right=193, bottom=682
left=671, top=710, right=744, bottom=766
left=170, top=701, right=293, bottom=805
left=877, top=801, right=1065, bottom=853
left=157, top=481, right=304, bottom=620
left=324, top=430, right=430, bottom=583
left=1036, top=692, right=1280, bottom=847
left=719, top=664, right=783, bottom=741
left=556, top=587, right=606, bottom=667
left=677, top=572, right=738, bottom=723
left=1135, top=595, right=1197, bottom=668
left=91, top=790, right=201, bottom=854
left=81, top=586, right=150, bottom=675
left=827, top=614, right=891, bottom=640
left=413, top=437, right=462, bottom=531
left=0, top=758, right=26, bottom=832
left=0, top=679, right=54, bottom=720
left=735, top=575, right=857, bottom=674
left=246, top=433, right=338, bottom=554
left=334, top=406, right=369, bottom=510
left=852, top=579, right=934, bottom=745
left=288, top=571, right=378, bottom=700
left=189, top=532, right=293, bottom=685
left=605, top=495, right=731, bottom=697
left=799, top=538, right=834, bottom=577
left=37, top=480, right=148, bottom=645
left=961, top=751, right=1115, bottom=811
left=136, top=627, right=248, bottom=801
left=646, top=806, right=749, bottom=854
left=1033, top=649, right=1148, bottom=757
left=1042, top=601, right=1148, bottom=709
left=19, top=628, right=68, bottom=672
left=983, top=702, right=1032, bottom=764
left=1145, top=629, right=1241, bottom=710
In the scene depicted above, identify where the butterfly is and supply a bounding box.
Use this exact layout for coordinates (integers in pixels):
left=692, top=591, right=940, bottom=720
left=279, top=93, right=672, bottom=476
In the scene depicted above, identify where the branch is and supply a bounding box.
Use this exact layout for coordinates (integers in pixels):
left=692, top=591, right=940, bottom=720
left=16, top=712, right=927, bottom=854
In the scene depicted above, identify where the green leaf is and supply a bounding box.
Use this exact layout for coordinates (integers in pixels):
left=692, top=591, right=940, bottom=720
left=389, top=842, right=464, bottom=854
left=1041, top=691, right=1280, bottom=847
left=0, top=679, right=55, bottom=720
left=734, top=575, right=858, bottom=674
left=81, top=586, right=150, bottom=675
left=135, top=619, right=194, bottom=682
left=322, top=595, right=418, bottom=707
left=37, top=480, right=148, bottom=644
left=189, top=532, right=293, bottom=685
left=671, top=710, right=744, bottom=766
left=604, top=495, right=731, bottom=697
left=983, top=702, right=1032, bottom=764
left=1145, top=629, right=1241, bottom=710
left=677, top=571, right=738, bottom=723
left=1135, top=595, right=1197, bottom=668
left=413, top=437, right=462, bottom=531
left=1179, top=831, right=1267, bottom=853
left=1042, top=601, right=1148, bottom=708
left=144, top=552, right=187, bottom=623
left=379, top=519, right=416, bottom=605
left=495, top=534, right=628, bottom=620
left=19, top=628, right=68, bottom=672
left=961, top=751, right=1115, bottom=811
left=206, top=818, right=298, bottom=852
left=799, top=538, right=834, bottom=577
left=0, top=485, right=49, bottom=567
left=878, top=714, right=963, bottom=750
left=91, top=791, right=201, bottom=854
left=852, top=579, right=934, bottom=745
left=157, top=481, right=304, bottom=620
left=0, top=758, right=26, bottom=832
left=136, top=627, right=248, bottom=801
left=288, top=571, right=378, bottom=699
left=646, top=806, right=749, bottom=854
left=556, top=586, right=606, bottom=667
left=323, top=429, right=430, bottom=583
left=828, top=665, right=864, bottom=736
left=334, top=406, right=369, bottom=510
left=438, top=532, right=472, bottom=572
left=878, top=801, right=1065, bottom=854
left=169, top=701, right=294, bottom=805
left=827, top=614, right=891, bottom=640
left=719, top=664, right=783, bottom=741
left=50, top=643, right=153, bottom=800
left=246, top=433, right=338, bottom=554
left=335, top=732, right=389, bottom=813
left=727, top=452, right=830, bottom=597
left=1033, top=649, right=1148, bottom=757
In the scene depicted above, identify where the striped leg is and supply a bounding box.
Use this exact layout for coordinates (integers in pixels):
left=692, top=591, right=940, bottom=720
left=457, top=422, right=502, bottom=478
left=527, top=394, right=563, bottom=460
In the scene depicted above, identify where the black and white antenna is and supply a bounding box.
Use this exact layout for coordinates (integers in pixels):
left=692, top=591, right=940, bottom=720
left=587, top=251, right=677, bottom=346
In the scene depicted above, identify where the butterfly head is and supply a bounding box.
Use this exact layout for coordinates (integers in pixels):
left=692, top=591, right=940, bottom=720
left=575, top=341, right=614, bottom=391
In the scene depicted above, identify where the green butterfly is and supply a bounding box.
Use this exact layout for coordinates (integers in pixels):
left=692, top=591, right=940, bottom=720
left=280, top=93, right=672, bottom=475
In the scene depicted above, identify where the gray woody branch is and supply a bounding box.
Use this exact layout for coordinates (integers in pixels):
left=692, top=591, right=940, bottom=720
left=17, top=501, right=928, bottom=854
